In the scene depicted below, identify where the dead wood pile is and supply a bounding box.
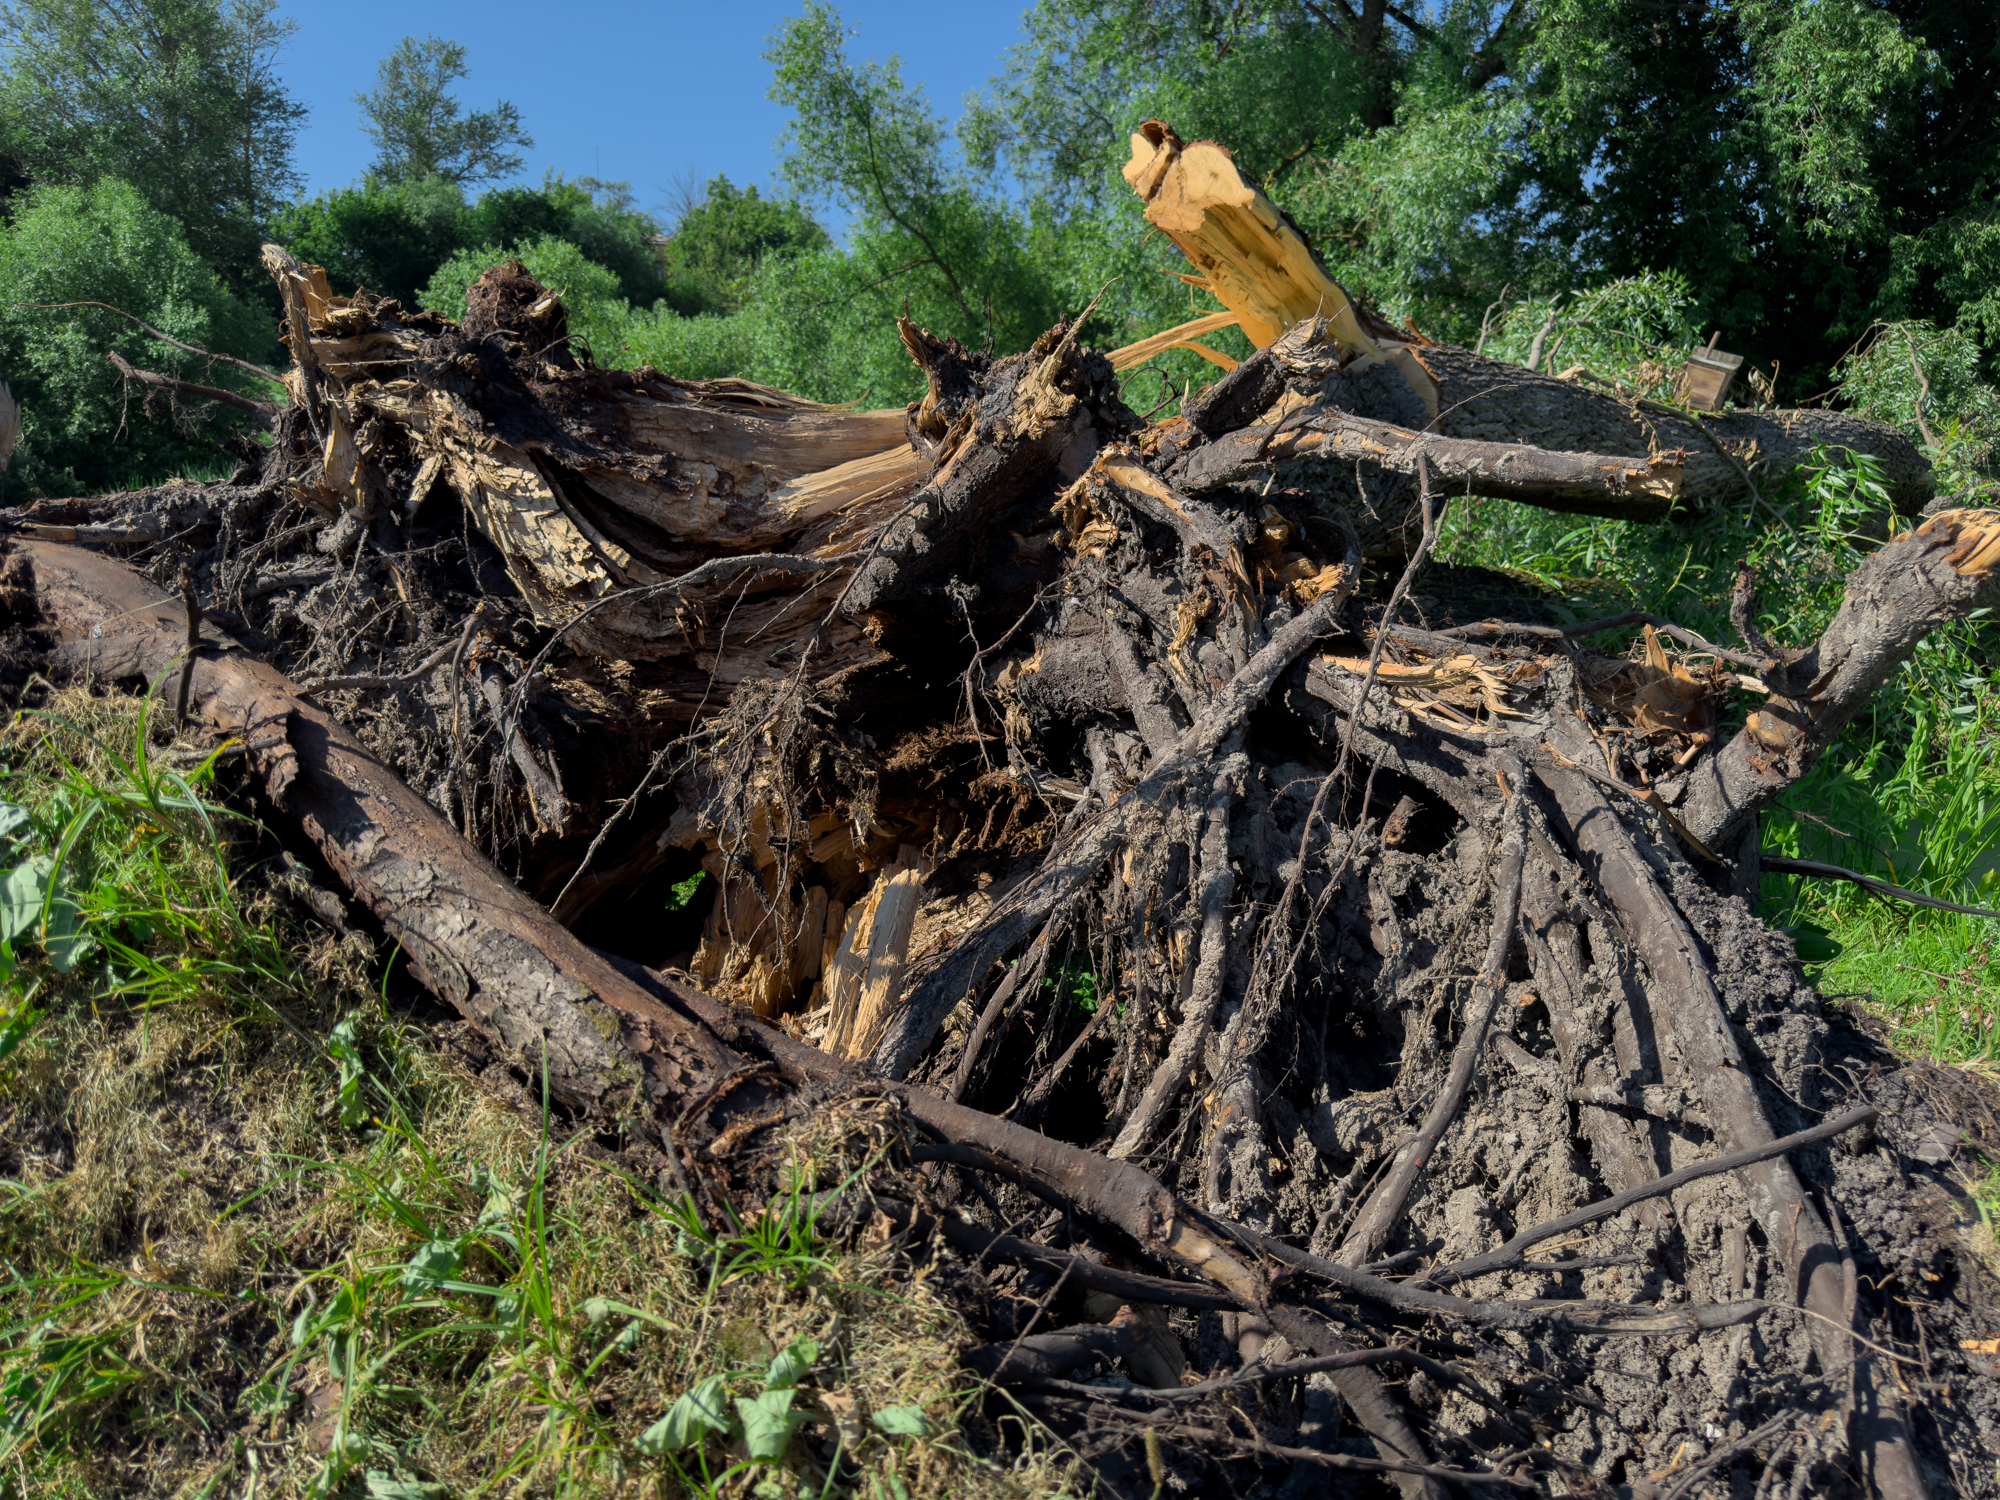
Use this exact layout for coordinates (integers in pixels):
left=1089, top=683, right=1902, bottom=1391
left=6, top=123, right=1996, bottom=1498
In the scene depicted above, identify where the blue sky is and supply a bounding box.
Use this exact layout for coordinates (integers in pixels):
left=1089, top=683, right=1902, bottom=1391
left=273, top=2, right=1033, bottom=218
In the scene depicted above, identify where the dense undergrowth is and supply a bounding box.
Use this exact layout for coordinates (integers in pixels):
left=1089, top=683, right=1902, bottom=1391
left=0, top=694, right=1076, bottom=1500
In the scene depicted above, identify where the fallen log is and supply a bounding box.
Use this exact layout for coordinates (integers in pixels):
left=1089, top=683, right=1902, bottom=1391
left=1176, top=405, right=1687, bottom=519
left=22, top=537, right=742, bottom=1115
left=16, top=518, right=1971, bottom=1498
left=11, top=114, right=1984, bottom=1498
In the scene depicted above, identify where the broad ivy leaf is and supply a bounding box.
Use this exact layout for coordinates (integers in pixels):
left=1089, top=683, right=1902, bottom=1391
left=872, top=1405, right=930, bottom=1439
left=0, top=857, right=51, bottom=943
left=735, top=1388, right=805, bottom=1462
left=764, top=1337, right=818, bottom=1391
left=1780, top=923, right=1843, bottom=965
left=638, top=1373, right=732, bottom=1454
left=400, top=1241, right=461, bottom=1291
left=0, top=804, right=32, bottom=842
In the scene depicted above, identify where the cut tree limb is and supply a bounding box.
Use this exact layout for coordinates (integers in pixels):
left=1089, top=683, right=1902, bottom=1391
left=1680, top=508, right=2000, bottom=848
left=106, top=351, right=276, bottom=429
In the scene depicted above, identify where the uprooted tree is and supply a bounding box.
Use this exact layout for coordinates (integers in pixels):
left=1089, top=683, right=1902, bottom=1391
left=11, top=123, right=1996, bottom=1497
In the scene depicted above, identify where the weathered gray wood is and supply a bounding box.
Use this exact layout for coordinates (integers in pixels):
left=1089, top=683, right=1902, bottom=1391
left=1178, top=406, right=1687, bottom=519
left=1679, top=507, right=2000, bottom=847
left=1422, top=344, right=1933, bottom=514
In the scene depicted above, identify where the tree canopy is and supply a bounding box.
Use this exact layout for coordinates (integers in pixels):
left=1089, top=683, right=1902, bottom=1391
left=354, top=34, right=533, bottom=188
left=0, top=0, right=305, bottom=289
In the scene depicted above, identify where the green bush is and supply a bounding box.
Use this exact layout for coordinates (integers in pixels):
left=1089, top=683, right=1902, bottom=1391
left=615, top=305, right=760, bottom=384
left=1834, top=320, right=2000, bottom=491
left=463, top=178, right=664, bottom=307
left=266, top=175, right=467, bottom=307
left=0, top=178, right=278, bottom=497
left=659, top=177, right=830, bottom=316
left=419, top=235, right=632, bottom=365
left=271, top=174, right=665, bottom=312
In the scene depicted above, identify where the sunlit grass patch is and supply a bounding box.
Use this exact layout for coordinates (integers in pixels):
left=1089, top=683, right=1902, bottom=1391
left=0, top=687, right=1077, bottom=1499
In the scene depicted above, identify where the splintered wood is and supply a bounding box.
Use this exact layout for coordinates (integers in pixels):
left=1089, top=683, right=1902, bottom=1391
left=1121, top=120, right=1440, bottom=416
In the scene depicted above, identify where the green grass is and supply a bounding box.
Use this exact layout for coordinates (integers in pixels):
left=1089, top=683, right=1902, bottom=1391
left=1436, top=453, right=2000, bottom=1069
left=0, top=690, right=1081, bottom=1500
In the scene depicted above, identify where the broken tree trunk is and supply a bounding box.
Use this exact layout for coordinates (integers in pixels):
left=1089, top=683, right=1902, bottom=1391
left=1119, top=122, right=1931, bottom=525
left=12, top=116, right=1985, bottom=1498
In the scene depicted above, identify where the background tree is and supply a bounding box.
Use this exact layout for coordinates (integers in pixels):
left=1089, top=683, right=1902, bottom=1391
left=762, top=3, right=1059, bottom=376
left=658, top=176, right=829, bottom=315
left=975, top=0, right=2000, bottom=400
left=0, top=178, right=274, bottom=495
left=0, top=0, right=306, bottom=291
left=354, top=34, right=532, bottom=188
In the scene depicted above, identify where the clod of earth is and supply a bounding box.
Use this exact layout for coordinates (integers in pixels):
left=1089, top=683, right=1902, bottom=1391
left=10, top=122, right=1996, bottom=1499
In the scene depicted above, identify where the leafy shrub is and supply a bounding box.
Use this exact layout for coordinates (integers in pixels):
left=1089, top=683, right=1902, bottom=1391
left=657, top=177, right=828, bottom=316
left=0, top=177, right=277, bottom=496
left=615, top=305, right=759, bottom=384
left=273, top=174, right=663, bottom=310
left=1472, top=273, right=1705, bottom=396
left=266, top=175, right=468, bottom=307
left=1835, top=320, right=2000, bottom=490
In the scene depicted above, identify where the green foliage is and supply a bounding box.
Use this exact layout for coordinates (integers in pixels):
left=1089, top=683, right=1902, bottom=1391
left=0, top=0, right=305, bottom=291
left=0, top=695, right=301, bottom=1039
left=466, top=175, right=662, bottom=306
left=1291, top=90, right=1529, bottom=321
left=664, top=869, right=710, bottom=913
left=763, top=4, right=1061, bottom=383
left=1835, top=321, right=2000, bottom=491
left=659, top=176, right=829, bottom=316
left=354, top=34, right=532, bottom=188
left=419, top=233, right=630, bottom=362
left=266, top=175, right=468, bottom=307
left=1738, top=0, right=1929, bottom=246
left=0, top=176, right=276, bottom=496
left=1474, top=274, right=1705, bottom=395
left=272, top=173, right=663, bottom=310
